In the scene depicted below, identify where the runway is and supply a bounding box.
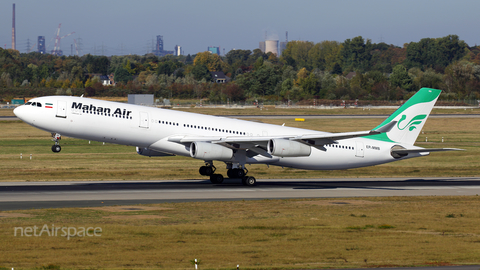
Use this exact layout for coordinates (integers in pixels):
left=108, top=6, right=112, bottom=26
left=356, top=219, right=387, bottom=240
left=1, top=177, right=480, bottom=210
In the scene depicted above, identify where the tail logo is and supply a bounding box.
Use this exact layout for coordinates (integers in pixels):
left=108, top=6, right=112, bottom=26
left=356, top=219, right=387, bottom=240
left=397, top=114, right=427, bottom=131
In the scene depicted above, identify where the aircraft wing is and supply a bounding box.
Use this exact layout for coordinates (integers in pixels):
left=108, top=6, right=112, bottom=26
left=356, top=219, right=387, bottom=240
left=167, top=121, right=397, bottom=149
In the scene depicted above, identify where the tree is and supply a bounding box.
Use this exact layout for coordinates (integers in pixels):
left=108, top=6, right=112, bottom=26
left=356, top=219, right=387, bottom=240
left=225, top=49, right=251, bottom=65
left=191, top=64, right=211, bottom=81
left=389, top=65, right=413, bottom=91
left=193, top=51, right=227, bottom=72
left=341, top=36, right=373, bottom=72
left=280, top=41, right=314, bottom=70
left=443, top=61, right=480, bottom=98
left=307, top=40, right=342, bottom=71
left=332, top=63, right=342, bottom=75
left=114, top=66, right=132, bottom=84
left=405, top=35, right=467, bottom=70
left=85, top=86, right=95, bottom=97
left=235, top=62, right=282, bottom=98
left=224, top=83, right=245, bottom=102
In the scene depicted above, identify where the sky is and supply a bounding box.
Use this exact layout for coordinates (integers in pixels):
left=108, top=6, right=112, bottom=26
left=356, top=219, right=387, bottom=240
left=0, top=0, right=479, bottom=56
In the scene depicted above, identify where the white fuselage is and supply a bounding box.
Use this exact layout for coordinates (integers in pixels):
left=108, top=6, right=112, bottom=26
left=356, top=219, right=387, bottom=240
left=14, top=96, right=421, bottom=170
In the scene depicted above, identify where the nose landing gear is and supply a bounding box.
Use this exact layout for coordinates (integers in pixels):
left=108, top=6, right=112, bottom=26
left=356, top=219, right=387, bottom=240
left=51, top=133, right=62, bottom=153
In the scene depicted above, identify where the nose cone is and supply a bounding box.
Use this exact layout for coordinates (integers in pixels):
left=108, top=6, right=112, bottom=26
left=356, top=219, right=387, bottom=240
left=13, top=105, right=28, bottom=122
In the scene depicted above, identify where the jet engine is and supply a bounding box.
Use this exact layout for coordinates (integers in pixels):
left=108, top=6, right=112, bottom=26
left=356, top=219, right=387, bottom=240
left=267, top=139, right=311, bottom=157
left=190, top=141, right=233, bottom=160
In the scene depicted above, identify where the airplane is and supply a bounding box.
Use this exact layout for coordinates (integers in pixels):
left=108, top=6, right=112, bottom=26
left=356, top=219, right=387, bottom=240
left=13, top=87, right=461, bottom=186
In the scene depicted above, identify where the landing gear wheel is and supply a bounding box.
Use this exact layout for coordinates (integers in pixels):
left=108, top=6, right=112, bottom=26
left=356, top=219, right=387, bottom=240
left=51, top=145, right=61, bottom=153
left=227, top=168, right=245, bottom=179
left=210, top=174, right=224, bottom=184
left=199, top=166, right=214, bottom=176
left=234, top=169, right=246, bottom=178
left=242, top=176, right=256, bottom=186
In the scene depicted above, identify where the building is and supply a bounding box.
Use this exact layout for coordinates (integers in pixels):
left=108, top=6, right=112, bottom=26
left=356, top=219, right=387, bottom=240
left=37, top=36, right=46, bottom=54
left=210, top=71, right=228, bottom=83
left=265, top=40, right=279, bottom=55
left=259, top=40, right=279, bottom=55
left=175, top=45, right=182, bottom=56
left=100, top=74, right=115, bottom=86
left=153, top=35, right=174, bottom=57
left=279, top=31, right=288, bottom=56
left=259, top=41, right=265, bottom=53
left=260, top=31, right=288, bottom=56
left=208, top=46, right=220, bottom=55
left=128, top=94, right=154, bottom=106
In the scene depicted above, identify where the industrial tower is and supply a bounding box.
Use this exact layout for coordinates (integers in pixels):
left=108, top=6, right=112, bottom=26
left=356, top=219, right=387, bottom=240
left=50, top=24, right=75, bottom=56
left=153, top=35, right=174, bottom=57
left=12, top=3, right=16, bottom=50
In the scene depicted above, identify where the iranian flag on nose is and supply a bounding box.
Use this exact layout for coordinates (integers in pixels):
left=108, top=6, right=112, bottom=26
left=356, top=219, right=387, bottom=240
left=45, top=103, right=53, bottom=109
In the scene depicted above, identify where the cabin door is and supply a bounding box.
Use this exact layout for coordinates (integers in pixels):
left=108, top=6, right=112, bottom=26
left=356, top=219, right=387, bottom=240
left=56, top=101, right=67, bottom=118
left=139, top=112, right=149, bottom=128
left=355, top=141, right=364, bottom=158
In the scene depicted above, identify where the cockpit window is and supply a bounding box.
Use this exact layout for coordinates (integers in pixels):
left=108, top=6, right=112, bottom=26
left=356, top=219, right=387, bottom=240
left=27, top=102, right=42, bottom=107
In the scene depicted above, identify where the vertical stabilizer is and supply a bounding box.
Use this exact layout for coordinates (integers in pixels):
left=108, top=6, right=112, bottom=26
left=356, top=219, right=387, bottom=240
left=368, top=88, right=441, bottom=145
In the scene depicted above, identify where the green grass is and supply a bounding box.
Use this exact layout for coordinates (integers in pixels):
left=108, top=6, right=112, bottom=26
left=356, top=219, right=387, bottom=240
left=0, top=116, right=478, bottom=181
left=1, top=197, right=480, bottom=269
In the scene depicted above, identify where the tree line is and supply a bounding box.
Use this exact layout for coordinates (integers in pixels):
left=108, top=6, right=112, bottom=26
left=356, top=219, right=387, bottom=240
left=1, top=34, right=480, bottom=103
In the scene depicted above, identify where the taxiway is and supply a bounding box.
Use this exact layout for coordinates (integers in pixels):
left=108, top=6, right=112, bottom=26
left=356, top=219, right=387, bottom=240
left=1, top=177, right=480, bottom=210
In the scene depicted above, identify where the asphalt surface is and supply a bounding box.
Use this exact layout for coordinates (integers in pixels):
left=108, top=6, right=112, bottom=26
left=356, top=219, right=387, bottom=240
left=2, top=177, right=480, bottom=210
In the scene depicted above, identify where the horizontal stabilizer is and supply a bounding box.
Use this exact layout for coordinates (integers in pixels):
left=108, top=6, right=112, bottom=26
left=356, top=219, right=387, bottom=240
left=392, top=148, right=464, bottom=154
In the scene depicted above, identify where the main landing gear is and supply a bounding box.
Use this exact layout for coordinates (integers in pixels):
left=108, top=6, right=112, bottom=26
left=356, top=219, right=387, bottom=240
left=51, top=133, right=62, bottom=153
left=198, top=162, right=257, bottom=186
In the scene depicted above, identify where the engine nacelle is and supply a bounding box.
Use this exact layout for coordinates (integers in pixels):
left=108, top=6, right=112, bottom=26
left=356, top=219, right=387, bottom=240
left=190, top=141, right=233, bottom=160
left=136, top=147, right=174, bottom=157
left=267, top=139, right=311, bottom=157
left=390, top=145, right=408, bottom=159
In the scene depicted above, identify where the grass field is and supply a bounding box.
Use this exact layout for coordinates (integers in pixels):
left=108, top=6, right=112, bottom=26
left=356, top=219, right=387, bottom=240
left=0, top=115, right=477, bottom=181
left=0, top=112, right=479, bottom=269
left=1, top=197, right=480, bottom=269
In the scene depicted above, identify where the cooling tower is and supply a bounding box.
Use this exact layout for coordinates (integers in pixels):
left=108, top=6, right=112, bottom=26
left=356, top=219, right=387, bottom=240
left=265, top=40, right=279, bottom=55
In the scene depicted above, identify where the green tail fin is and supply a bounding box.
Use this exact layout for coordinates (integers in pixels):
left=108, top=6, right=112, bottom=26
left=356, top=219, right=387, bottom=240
left=368, top=88, right=441, bottom=145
